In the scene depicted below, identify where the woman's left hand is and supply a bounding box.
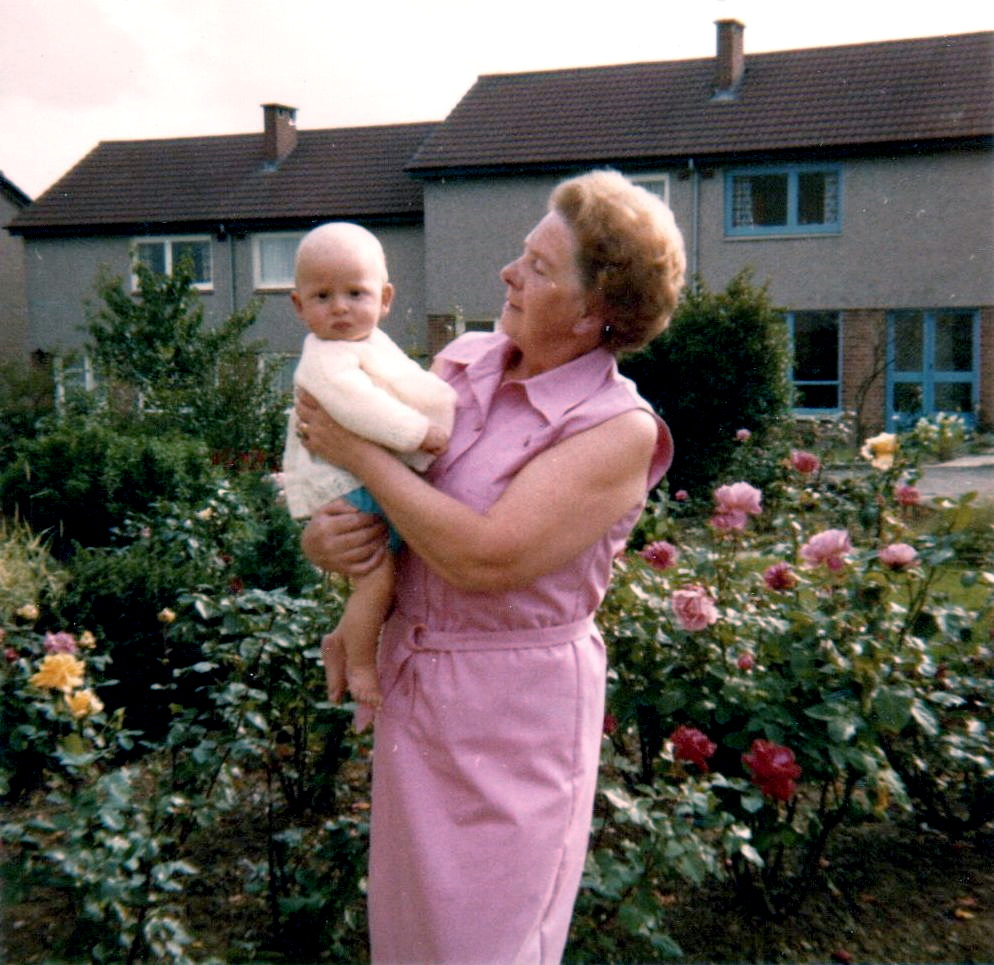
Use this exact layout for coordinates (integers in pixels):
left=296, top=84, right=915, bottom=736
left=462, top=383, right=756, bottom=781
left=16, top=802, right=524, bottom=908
left=295, top=389, right=369, bottom=471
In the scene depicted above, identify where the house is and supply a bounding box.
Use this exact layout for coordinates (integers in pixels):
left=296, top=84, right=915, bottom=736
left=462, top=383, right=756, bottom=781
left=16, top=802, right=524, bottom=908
left=6, top=23, right=993, bottom=430
left=408, top=23, right=993, bottom=431
left=0, top=172, right=30, bottom=361
left=6, top=109, right=438, bottom=383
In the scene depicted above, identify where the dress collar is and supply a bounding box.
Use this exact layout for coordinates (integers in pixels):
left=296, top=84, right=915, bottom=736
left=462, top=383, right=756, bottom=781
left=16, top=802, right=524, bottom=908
left=443, top=332, right=617, bottom=422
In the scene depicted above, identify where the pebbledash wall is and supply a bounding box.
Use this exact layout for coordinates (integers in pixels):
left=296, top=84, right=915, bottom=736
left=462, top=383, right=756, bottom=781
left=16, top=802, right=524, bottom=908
left=417, top=148, right=993, bottom=432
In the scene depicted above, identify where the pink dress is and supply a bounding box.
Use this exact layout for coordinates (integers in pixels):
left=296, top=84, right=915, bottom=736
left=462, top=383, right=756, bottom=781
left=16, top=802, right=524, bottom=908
left=367, top=332, right=672, bottom=964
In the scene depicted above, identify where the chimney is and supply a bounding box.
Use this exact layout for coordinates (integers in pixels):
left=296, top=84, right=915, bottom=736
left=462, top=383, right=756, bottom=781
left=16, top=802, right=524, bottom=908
left=714, top=19, right=745, bottom=96
left=262, top=103, right=298, bottom=164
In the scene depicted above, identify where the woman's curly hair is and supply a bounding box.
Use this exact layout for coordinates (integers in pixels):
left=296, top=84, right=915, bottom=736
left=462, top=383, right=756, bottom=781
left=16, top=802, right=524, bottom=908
left=551, top=169, right=686, bottom=354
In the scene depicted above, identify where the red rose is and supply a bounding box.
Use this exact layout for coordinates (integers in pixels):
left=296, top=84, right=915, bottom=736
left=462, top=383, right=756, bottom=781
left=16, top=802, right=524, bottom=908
left=670, top=725, right=717, bottom=772
left=603, top=713, right=618, bottom=735
left=737, top=652, right=755, bottom=671
left=742, top=739, right=801, bottom=801
left=790, top=450, right=821, bottom=474
left=640, top=540, right=679, bottom=571
left=764, top=561, right=797, bottom=591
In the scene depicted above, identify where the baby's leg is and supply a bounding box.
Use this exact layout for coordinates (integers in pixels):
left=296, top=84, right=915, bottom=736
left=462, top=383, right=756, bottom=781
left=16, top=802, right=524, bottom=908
left=336, top=553, right=394, bottom=708
left=320, top=631, right=347, bottom=704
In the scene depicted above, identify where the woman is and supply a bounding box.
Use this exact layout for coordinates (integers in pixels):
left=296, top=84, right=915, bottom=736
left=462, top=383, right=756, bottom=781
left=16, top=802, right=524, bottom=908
left=297, top=169, right=686, bottom=963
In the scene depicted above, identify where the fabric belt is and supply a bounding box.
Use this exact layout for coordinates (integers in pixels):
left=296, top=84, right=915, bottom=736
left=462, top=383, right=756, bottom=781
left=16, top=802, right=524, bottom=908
left=402, top=614, right=596, bottom=653
left=355, top=613, right=597, bottom=731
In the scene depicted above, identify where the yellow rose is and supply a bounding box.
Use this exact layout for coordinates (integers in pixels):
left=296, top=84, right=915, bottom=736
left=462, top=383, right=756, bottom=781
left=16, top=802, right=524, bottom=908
left=16, top=603, right=40, bottom=621
left=78, top=631, right=97, bottom=649
left=65, top=688, right=105, bottom=719
left=30, top=653, right=86, bottom=693
left=860, top=432, right=898, bottom=470
left=158, top=608, right=177, bottom=624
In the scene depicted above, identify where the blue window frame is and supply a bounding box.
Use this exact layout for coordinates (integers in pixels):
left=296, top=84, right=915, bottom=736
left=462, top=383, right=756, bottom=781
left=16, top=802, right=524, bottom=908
left=787, top=311, right=842, bottom=414
left=886, top=309, right=979, bottom=429
left=725, top=165, right=842, bottom=237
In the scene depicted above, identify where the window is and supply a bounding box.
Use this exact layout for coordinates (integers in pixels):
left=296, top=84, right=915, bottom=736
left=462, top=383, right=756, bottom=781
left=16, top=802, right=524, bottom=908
left=631, top=173, right=670, bottom=207
left=787, top=311, right=841, bottom=412
left=726, top=166, right=840, bottom=236
left=887, top=309, right=979, bottom=427
left=253, top=232, right=305, bottom=289
left=133, top=236, right=212, bottom=289
left=261, top=352, right=300, bottom=396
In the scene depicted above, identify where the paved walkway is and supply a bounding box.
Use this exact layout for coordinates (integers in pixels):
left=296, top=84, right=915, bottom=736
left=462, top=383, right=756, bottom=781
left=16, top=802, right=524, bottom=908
left=915, top=451, right=994, bottom=500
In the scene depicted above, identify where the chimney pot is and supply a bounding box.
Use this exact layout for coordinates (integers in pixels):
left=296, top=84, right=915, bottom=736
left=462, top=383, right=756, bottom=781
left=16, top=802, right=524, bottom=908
left=262, top=103, right=298, bottom=164
left=714, top=19, right=745, bottom=96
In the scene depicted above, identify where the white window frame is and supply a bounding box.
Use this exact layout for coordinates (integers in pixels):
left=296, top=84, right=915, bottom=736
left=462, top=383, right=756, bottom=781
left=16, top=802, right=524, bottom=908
left=631, top=173, right=671, bottom=207
left=131, top=235, right=213, bottom=291
left=252, top=232, right=305, bottom=291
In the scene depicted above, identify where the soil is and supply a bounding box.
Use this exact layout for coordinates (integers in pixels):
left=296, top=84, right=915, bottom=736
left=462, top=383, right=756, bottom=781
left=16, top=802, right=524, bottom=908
left=660, top=823, right=994, bottom=964
left=3, top=814, right=992, bottom=964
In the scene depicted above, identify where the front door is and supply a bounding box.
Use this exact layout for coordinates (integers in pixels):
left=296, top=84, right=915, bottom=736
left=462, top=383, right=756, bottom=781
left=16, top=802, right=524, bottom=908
left=887, top=309, right=978, bottom=428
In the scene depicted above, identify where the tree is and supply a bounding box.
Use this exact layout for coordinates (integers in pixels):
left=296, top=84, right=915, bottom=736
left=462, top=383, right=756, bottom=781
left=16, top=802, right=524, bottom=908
left=622, top=270, right=793, bottom=498
left=85, top=260, right=288, bottom=460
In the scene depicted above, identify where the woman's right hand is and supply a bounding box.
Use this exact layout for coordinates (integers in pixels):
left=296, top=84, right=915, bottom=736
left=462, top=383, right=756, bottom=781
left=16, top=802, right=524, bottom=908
left=301, top=499, right=388, bottom=576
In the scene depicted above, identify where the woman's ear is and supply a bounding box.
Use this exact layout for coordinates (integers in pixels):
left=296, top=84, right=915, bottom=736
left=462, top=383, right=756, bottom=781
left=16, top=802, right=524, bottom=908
left=572, top=300, right=606, bottom=340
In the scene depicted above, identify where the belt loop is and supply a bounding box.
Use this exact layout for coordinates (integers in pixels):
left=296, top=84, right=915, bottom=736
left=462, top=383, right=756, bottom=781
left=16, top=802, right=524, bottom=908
left=410, top=623, right=428, bottom=651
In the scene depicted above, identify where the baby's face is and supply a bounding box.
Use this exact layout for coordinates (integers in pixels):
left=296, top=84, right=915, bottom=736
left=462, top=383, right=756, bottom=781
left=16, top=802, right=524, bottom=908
left=292, top=245, right=393, bottom=342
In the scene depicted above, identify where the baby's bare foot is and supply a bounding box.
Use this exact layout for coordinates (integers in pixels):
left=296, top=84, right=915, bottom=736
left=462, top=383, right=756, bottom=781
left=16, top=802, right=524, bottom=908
left=347, top=663, right=382, bottom=709
left=320, top=633, right=347, bottom=703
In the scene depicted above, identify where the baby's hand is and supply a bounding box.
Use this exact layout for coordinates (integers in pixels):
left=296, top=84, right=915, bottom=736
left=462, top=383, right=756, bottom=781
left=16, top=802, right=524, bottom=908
left=421, top=424, right=449, bottom=455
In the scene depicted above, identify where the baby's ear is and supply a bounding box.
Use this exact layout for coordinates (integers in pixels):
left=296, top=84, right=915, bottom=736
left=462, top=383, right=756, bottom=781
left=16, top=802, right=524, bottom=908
left=381, top=282, right=395, bottom=315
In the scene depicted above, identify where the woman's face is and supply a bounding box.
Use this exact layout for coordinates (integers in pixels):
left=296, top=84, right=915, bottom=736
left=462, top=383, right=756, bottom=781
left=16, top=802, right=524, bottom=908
left=499, top=211, right=590, bottom=356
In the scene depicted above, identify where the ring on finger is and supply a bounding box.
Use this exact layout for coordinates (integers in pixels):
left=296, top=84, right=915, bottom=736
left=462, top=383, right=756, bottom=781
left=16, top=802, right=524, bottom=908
left=297, top=422, right=310, bottom=441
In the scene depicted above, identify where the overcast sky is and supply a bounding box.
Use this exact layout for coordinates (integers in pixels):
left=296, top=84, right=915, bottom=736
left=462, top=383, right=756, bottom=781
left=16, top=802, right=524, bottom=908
left=2, top=0, right=990, bottom=199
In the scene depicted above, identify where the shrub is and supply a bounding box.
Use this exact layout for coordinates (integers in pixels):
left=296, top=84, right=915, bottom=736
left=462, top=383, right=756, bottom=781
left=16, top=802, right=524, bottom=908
left=0, top=356, right=55, bottom=463
left=85, top=261, right=289, bottom=462
left=0, top=419, right=215, bottom=559
left=53, top=475, right=315, bottom=738
left=622, top=270, right=793, bottom=499
left=589, top=424, right=993, bottom=950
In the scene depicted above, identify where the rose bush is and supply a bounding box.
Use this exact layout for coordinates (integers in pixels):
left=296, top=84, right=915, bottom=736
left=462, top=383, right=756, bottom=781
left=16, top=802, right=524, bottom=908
left=592, top=422, right=994, bottom=951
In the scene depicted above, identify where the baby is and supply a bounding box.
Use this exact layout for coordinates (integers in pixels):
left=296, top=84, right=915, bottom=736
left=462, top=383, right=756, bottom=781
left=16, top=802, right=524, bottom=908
left=282, top=222, right=456, bottom=709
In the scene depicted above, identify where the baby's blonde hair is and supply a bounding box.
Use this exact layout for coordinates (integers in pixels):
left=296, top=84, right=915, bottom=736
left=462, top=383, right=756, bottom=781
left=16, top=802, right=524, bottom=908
left=294, top=222, right=389, bottom=286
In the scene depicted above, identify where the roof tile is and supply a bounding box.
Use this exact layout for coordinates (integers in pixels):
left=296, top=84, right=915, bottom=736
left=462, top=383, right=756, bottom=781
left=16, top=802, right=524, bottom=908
left=408, top=31, right=993, bottom=172
left=11, top=122, right=437, bottom=233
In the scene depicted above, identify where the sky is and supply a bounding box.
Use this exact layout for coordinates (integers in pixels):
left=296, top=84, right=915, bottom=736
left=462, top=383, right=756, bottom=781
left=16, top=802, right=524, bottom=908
left=2, top=0, right=991, bottom=200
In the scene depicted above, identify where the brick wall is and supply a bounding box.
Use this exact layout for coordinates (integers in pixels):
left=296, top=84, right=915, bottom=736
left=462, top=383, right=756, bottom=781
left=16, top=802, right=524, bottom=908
left=980, top=306, right=994, bottom=430
left=842, top=310, right=888, bottom=434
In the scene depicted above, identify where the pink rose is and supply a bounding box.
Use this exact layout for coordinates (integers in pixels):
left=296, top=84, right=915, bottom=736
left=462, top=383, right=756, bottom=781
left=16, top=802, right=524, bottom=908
left=895, top=484, right=921, bottom=507
left=800, top=529, right=852, bottom=572
left=43, top=631, right=79, bottom=655
left=790, top=450, right=821, bottom=474
left=736, top=428, right=752, bottom=442
left=742, top=739, right=802, bottom=801
left=879, top=542, right=919, bottom=570
left=670, top=725, right=717, bottom=772
left=714, top=481, right=763, bottom=517
left=674, top=490, right=689, bottom=502
left=639, top=540, right=679, bottom=571
left=710, top=509, right=748, bottom=532
left=764, top=561, right=797, bottom=591
left=737, top=652, right=755, bottom=671
left=4, top=647, right=18, bottom=664
left=672, top=585, right=719, bottom=631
